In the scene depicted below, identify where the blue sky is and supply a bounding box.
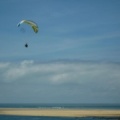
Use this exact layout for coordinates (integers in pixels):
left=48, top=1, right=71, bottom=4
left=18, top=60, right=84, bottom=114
left=0, top=0, right=120, bottom=104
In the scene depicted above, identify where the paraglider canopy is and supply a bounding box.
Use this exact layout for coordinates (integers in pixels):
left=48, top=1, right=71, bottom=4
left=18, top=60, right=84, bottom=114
left=17, top=20, right=38, bottom=33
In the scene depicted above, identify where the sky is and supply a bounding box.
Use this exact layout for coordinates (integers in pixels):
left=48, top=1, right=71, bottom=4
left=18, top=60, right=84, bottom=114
left=0, top=0, right=120, bottom=104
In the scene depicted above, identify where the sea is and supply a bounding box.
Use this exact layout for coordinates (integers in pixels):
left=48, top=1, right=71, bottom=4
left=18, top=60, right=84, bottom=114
left=0, top=103, right=120, bottom=120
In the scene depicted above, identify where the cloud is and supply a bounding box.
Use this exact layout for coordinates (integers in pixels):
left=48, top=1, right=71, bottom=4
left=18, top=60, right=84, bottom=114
left=0, top=62, right=10, bottom=68
left=0, top=60, right=120, bottom=103
left=0, top=60, right=120, bottom=85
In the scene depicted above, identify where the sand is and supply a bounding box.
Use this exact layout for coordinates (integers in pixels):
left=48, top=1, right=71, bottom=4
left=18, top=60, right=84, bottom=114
left=0, top=108, right=120, bottom=117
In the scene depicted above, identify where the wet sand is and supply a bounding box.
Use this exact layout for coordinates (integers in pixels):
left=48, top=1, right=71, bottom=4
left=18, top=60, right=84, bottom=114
left=0, top=108, right=120, bottom=117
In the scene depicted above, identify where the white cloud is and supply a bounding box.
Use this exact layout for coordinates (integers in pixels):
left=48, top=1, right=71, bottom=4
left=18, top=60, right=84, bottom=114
left=0, top=62, right=10, bottom=68
left=0, top=60, right=120, bottom=103
left=0, top=60, right=120, bottom=85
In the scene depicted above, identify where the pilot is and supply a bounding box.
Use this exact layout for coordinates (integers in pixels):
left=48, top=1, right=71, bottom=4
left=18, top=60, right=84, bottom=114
left=25, top=43, right=28, bottom=48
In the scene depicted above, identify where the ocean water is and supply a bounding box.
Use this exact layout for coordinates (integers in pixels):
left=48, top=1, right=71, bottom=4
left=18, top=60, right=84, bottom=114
left=0, top=103, right=120, bottom=109
left=0, top=115, right=120, bottom=120
left=0, top=104, right=120, bottom=120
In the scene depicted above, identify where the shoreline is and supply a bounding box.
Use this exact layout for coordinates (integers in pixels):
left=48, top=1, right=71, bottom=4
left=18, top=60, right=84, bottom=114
left=0, top=108, right=120, bottom=117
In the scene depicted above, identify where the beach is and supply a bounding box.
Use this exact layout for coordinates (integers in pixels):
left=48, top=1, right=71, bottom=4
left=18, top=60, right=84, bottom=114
left=0, top=108, right=120, bottom=117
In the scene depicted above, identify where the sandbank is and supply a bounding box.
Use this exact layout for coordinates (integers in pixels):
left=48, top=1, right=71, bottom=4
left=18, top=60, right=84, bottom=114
left=0, top=108, right=120, bottom=117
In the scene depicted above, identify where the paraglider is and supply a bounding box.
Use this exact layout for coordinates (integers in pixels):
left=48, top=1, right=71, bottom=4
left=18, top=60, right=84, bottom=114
left=17, top=20, right=38, bottom=33
left=17, top=20, right=38, bottom=48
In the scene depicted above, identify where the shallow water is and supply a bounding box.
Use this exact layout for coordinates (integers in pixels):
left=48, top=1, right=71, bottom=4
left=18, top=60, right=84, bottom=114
left=0, top=115, right=120, bottom=120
